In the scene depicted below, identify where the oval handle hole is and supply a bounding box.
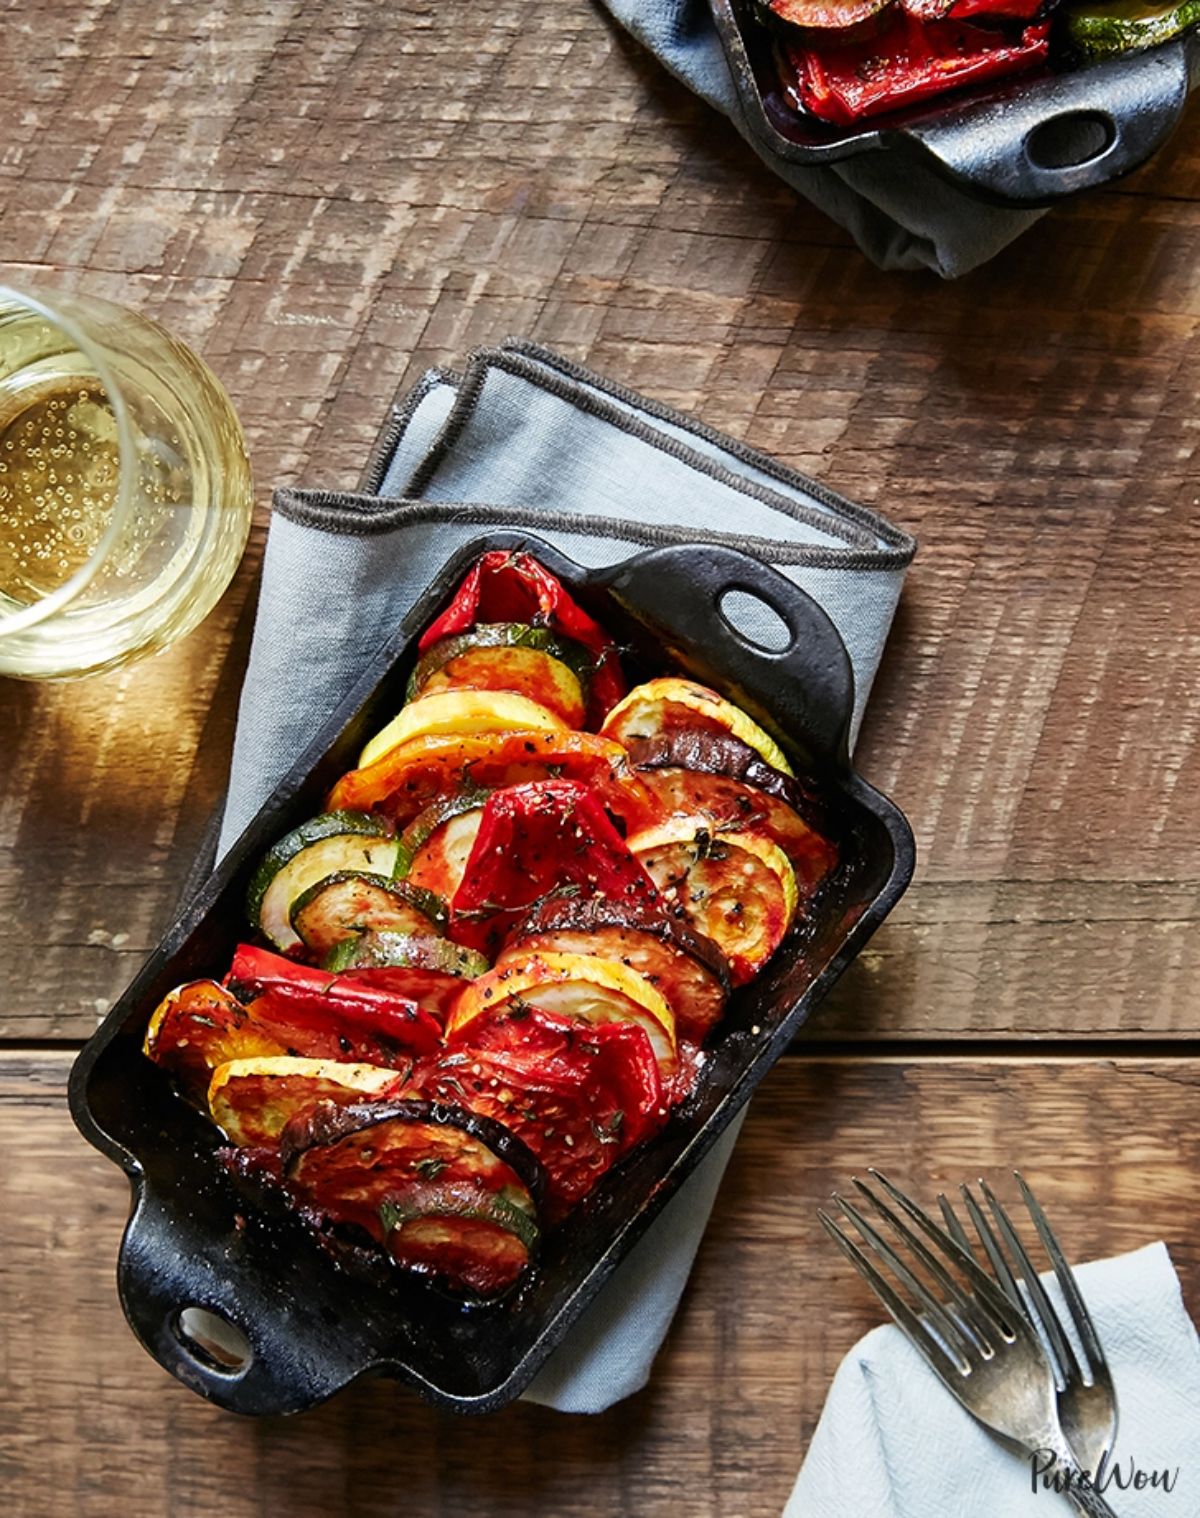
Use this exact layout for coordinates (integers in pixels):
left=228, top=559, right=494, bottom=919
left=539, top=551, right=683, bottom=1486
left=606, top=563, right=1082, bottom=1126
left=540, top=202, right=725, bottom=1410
left=717, top=588, right=793, bottom=653
left=1025, top=111, right=1115, bottom=171
left=174, top=1306, right=253, bottom=1376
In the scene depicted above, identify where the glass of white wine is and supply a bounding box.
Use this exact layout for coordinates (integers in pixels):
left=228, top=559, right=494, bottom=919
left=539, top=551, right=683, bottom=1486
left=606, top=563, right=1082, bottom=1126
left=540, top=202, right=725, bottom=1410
left=0, top=284, right=253, bottom=679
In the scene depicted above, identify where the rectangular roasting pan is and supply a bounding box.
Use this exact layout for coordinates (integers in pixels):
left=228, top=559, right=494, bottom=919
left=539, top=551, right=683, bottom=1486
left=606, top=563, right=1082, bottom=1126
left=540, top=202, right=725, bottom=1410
left=69, top=531, right=914, bottom=1416
left=713, top=0, right=1200, bottom=206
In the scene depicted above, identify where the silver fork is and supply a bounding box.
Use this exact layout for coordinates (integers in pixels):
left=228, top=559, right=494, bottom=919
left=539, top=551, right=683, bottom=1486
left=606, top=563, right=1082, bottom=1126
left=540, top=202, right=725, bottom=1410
left=937, top=1173, right=1118, bottom=1480
left=819, top=1172, right=1121, bottom=1518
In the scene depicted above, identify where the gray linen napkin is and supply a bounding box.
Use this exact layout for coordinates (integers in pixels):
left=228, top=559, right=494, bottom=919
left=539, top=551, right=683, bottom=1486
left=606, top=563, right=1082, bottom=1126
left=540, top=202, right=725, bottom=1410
left=217, top=340, right=915, bottom=1412
left=599, top=0, right=1044, bottom=277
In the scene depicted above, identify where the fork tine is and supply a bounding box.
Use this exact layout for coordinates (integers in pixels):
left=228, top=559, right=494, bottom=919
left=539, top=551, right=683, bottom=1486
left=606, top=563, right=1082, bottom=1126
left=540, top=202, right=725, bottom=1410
left=836, top=1190, right=982, bottom=1357
left=850, top=1179, right=999, bottom=1355
left=818, top=1209, right=968, bottom=1378
left=959, top=1183, right=1025, bottom=1312
left=868, top=1170, right=1020, bottom=1334
left=1015, top=1171, right=1108, bottom=1376
left=979, top=1177, right=1081, bottom=1387
left=938, top=1193, right=974, bottom=1257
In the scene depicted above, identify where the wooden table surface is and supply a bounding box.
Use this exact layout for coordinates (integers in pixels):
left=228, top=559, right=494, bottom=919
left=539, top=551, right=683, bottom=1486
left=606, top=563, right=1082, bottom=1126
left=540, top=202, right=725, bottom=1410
left=3, top=3, right=1199, bottom=1514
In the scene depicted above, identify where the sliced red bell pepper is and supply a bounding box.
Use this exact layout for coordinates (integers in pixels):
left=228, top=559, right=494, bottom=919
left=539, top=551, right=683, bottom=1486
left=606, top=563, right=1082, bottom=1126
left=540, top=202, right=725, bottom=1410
left=448, top=779, right=662, bottom=957
left=417, top=1007, right=666, bottom=1214
left=226, top=943, right=443, bottom=1057
left=785, top=14, right=1050, bottom=125
left=419, top=552, right=626, bottom=722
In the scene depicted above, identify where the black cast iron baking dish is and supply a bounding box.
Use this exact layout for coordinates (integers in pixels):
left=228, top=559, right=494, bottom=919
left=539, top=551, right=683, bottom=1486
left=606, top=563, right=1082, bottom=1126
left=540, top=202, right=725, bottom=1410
left=712, top=0, right=1200, bottom=206
left=69, top=531, right=914, bottom=1417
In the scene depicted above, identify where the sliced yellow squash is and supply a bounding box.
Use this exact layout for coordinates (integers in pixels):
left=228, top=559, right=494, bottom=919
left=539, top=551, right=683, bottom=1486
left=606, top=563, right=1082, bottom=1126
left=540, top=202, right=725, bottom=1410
left=360, top=690, right=567, bottom=769
left=600, top=677, right=793, bottom=776
left=447, top=951, right=677, bottom=1073
left=207, top=1056, right=401, bottom=1147
left=628, top=819, right=798, bottom=985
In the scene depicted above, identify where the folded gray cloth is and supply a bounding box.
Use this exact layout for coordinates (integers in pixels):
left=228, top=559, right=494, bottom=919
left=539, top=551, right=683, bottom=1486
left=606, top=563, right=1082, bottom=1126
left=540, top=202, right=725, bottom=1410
left=599, top=0, right=1043, bottom=276
left=217, top=340, right=915, bottom=1411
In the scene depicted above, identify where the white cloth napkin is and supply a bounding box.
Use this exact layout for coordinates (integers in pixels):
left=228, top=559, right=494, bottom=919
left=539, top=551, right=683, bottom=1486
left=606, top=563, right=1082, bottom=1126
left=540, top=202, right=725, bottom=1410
left=786, top=1243, right=1200, bottom=1516
left=216, top=340, right=914, bottom=1412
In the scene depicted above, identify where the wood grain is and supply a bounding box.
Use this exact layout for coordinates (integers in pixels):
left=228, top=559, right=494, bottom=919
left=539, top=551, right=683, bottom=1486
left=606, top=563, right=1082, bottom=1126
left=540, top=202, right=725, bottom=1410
left=3, top=2, right=1199, bottom=1040
left=3, top=1051, right=1196, bottom=1518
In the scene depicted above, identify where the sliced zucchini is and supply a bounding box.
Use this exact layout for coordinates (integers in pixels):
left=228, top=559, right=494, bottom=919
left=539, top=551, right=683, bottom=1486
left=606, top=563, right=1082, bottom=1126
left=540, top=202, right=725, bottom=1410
left=600, top=677, right=794, bottom=777
left=322, top=930, right=488, bottom=1019
left=359, top=690, right=567, bottom=771
left=1067, top=0, right=1200, bottom=56
left=448, top=951, right=678, bottom=1074
left=282, top=1099, right=545, bottom=1296
left=143, top=981, right=286, bottom=1101
left=407, top=625, right=589, bottom=727
left=628, top=820, right=798, bottom=986
left=393, top=788, right=489, bottom=904
left=289, top=871, right=442, bottom=957
left=500, top=893, right=730, bottom=1042
left=249, top=813, right=399, bottom=951
left=208, top=1056, right=401, bottom=1147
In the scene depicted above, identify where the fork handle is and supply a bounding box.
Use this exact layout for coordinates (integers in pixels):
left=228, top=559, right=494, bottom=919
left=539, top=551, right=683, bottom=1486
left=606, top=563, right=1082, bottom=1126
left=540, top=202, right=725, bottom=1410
left=1038, top=1437, right=1122, bottom=1518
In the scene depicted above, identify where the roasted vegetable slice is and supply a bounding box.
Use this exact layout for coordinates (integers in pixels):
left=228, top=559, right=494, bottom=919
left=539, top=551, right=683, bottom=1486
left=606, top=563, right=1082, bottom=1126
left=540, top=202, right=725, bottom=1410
left=282, top=1099, right=545, bottom=1296
left=328, top=729, right=631, bottom=822
left=769, top=0, right=895, bottom=32
left=615, top=730, right=838, bottom=887
left=601, top=677, right=793, bottom=776
left=499, top=892, right=730, bottom=1043
left=418, top=550, right=625, bottom=722
left=208, top=1056, right=402, bottom=1147
left=248, top=811, right=399, bottom=951
left=359, top=689, right=567, bottom=771
left=448, top=951, right=677, bottom=1074
left=408, top=625, right=589, bottom=727
left=628, top=821, right=798, bottom=985
left=449, top=778, right=662, bottom=956
left=1067, top=0, right=1200, bottom=55
left=322, top=930, right=488, bottom=1019
left=393, top=788, right=490, bottom=907
left=144, top=981, right=287, bottom=1101
left=416, top=1009, right=665, bottom=1213
left=227, top=943, right=443, bottom=1058
left=289, top=871, right=443, bottom=957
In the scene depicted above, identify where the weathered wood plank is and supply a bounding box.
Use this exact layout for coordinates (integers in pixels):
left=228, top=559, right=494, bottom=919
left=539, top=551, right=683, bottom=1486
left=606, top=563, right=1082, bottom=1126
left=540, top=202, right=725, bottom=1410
left=3, top=1052, right=1196, bottom=1518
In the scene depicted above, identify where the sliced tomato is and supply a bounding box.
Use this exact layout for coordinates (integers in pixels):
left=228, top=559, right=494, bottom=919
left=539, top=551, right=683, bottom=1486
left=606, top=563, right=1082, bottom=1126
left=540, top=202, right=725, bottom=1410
left=418, top=550, right=625, bottom=722
left=448, top=778, right=661, bottom=956
left=417, top=1007, right=665, bottom=1213
left=326, top=729, right=631, bottom=822
left=143, top=981, right=287, bottom=1102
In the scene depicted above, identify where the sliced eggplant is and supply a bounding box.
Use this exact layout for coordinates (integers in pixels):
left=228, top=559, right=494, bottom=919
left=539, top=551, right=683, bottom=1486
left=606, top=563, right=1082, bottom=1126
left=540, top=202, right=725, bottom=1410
left=282, top=1099, right=546, bottom=1297
left=768, top=0, right=896, bottom=31
left=621, top=730, right=838, bottom=886
left=289, top=871, right=443, bottom=957
left=499, top=893, right=730, bottom=1042
left=208, top=1056, right=402, bottom=1147
left=601, top=677, right=793, bottom=776
left=321, top=930, right=488, bottom=1019
left=358, top=689, right=567, bottom=771
left=447, top=951, right=678, bottom=1074
left=407, top=624, right=589, bottom=727
left=143, top=981, right=286, bottom=1102
left=393, top=788, right=489, bottom=906
left=628, top=821, right=798, bottom=985
left=249, top=812, right=399, bottom=951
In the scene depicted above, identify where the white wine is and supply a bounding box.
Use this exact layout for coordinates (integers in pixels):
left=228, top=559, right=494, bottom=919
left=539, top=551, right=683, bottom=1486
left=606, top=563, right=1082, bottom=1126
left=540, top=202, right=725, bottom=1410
left=0, top=378, right=121, bottom=603
left=0, top=289, right=253, bottom=679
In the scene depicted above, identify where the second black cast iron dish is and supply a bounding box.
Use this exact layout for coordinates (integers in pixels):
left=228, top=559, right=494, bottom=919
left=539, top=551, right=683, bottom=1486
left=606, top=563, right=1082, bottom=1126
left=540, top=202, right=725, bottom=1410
left=712, top=0, right=1200, bottom=206
left=69, top=532, right=914, bottom=1416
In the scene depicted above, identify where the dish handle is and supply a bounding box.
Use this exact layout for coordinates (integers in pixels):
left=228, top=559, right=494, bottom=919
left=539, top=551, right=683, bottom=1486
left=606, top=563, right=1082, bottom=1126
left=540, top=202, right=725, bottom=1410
left=117, top=1179, right=370, bottom=1416
left=598, top=543, right=855, bottom=770
left=902, top=41, right=1192, bottom=208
